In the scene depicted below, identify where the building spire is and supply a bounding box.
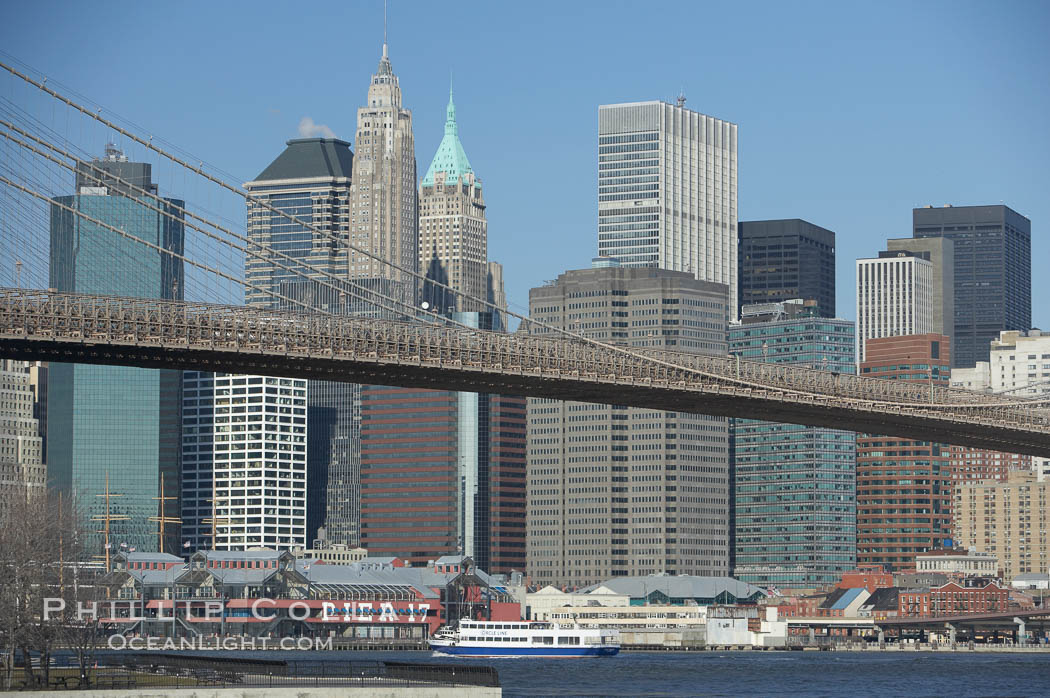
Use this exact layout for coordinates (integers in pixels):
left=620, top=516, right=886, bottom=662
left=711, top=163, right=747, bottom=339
left=376, top=0, right=391, bottom=73
left=422, top=78, right=473, bottom=187
left=445, top=79, right=457, bottom=136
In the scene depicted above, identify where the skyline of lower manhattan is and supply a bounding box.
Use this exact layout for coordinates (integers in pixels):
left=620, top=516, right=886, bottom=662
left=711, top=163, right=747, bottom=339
left=2, top=3, right=1050, bottom=682
left=0, top=53, right=1040, bottom=577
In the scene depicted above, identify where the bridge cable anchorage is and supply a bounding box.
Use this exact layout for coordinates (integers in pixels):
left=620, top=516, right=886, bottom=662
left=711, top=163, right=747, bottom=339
left=0, top=122, right=443, bottom=327
left=1, top=60, right=1048, bottom=413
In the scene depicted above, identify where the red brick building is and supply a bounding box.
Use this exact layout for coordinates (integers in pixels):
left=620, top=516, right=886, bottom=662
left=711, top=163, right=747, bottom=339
left=857, top=335, right=953, bottom=571
left=771, top=594, right=826, bottom=618
left=839, top=566, right=893, bottom=592
left=930, top=581, right=1008, bottom=616
left=898, top=590, right=931, bottom=617
left=949, top=446, right=1029, bottom=488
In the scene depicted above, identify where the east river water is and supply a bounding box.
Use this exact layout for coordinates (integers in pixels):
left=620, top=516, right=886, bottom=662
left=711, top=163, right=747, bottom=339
left=164, top=649, right=1050, bottom=696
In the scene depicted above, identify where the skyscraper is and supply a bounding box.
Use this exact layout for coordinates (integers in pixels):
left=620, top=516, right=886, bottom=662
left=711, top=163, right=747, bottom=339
left=737, top=219, right=836, bottom=318
left=243, top=138, right=353, bottom=308
left=729, top=301, right=856, bottom=588
left=358, top=314, right=527, bottom=573
left=855, top=244, right=947, bottom=365
left=182, top=372, right=307, bottom=551
left=949, top=329, right=1050, bottom=486
left=526, top=265, right=730, bottom=588
left=358, top=90, right=524, bottom=572
left=885, top=237, right=954, bottom=358
left=856, top=334, right=952, bottom=571
left=419, top=87, right=487, bottom=313
left=48, top=146, right=184, bottom=554
left=597, top=100, right=738, bottom=313
left=954, top=472, right=1050, bottom=582
left=245, top=137, right=354, bottom=548
left=0, top=360, right=46, bottom=525
left=184, top=138, right=353, bottom=550
left=349, top=42, right=418, bottom=303
left=912, top=204, right=1031, bottom=368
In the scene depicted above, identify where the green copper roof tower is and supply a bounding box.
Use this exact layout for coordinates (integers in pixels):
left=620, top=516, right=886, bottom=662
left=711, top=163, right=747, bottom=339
left=421, top=85, right=477, bottom=188
left=418, top=79, right=489, bottom=313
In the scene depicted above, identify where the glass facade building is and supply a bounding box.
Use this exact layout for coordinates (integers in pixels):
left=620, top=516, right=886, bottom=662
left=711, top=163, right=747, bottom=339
left=241, top=137, right=353, bottom=548
left=48, top=148, right=184, bottom=556
left=737, top=219, right=836, bottom=318
left=912, top=205, right=1031, bottom=368
left=729, top=303, right=856, bottom=588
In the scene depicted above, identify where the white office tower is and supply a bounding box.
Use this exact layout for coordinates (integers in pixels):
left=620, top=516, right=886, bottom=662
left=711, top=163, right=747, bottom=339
left=182, top=373, right=307, bottom=550
left=597, top=100, right=738, bottom=314
left=855, top=249, right=937, bottom=364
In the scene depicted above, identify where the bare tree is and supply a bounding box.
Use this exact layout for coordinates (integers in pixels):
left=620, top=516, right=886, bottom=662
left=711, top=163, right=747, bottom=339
left=0, top=491, right=85, bottom=689
left=59, top=562, right=104, bottom=689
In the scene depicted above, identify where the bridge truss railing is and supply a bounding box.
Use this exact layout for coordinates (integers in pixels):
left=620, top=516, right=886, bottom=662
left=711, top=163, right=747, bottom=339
left=2, top=289, right=1046, bottom=436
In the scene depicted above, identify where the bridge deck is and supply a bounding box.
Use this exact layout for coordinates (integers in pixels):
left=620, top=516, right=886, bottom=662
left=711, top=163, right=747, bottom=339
left=1, top=289, right=1048, bottom=456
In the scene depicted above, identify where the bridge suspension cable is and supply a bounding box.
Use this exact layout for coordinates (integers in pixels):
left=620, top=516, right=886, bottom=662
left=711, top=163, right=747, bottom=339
left=0, top=175, right=329, bottom=315
left=1, top=59, right=1047, bottom=415
left=0, top=121, right=446, bottom=327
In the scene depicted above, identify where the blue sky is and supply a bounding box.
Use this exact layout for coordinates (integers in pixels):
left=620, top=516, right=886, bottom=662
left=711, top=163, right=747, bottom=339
left=2, top=0, right=1048, bottom=327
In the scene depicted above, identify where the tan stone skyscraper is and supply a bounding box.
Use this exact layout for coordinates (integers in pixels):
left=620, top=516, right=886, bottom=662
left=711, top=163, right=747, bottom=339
left=419, top=87, right=487, bottom=313
left=350, top=42, right=418, bottom=304
left=527, top=265, right=730, bottom=588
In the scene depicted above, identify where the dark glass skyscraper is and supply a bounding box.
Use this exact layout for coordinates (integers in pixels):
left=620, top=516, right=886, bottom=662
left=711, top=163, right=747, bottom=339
left=738, top=219, right=836, bottom=318
left=48, top=146, right=184, bottom=556
left=912, top=205, right=1031, bottom=368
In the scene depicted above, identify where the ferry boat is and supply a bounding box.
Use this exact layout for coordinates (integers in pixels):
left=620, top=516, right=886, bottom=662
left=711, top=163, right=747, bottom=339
left=429, top=619, right=620, bottom=657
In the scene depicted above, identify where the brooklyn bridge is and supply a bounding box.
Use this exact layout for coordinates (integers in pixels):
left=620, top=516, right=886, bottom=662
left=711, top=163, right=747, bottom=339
left=0, top=59, right=1047, bottom=459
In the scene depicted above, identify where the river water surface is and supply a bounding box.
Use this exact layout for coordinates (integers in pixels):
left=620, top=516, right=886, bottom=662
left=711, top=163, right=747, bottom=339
left=181, top=649, right=1050, bottom=697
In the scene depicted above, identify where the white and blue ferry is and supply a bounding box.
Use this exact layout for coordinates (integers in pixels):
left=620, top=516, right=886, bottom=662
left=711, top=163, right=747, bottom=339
left=429, top=619, right=620, bottom=658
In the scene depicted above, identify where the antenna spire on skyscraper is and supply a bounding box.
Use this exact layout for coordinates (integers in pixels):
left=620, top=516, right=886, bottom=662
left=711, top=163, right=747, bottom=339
left=383, top=0, right=388, bottom=57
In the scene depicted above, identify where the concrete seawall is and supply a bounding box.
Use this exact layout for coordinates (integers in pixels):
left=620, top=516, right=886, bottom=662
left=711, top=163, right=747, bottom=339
left=2, top=687, right=500, bottom=698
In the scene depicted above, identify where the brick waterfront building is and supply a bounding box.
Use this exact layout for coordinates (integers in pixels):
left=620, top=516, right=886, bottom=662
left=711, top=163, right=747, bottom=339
left=857, top=335, right=952, bottom=571
left=929, top=580, right=1008, bottom=616
left=838, top=566, right=893, bottom=592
